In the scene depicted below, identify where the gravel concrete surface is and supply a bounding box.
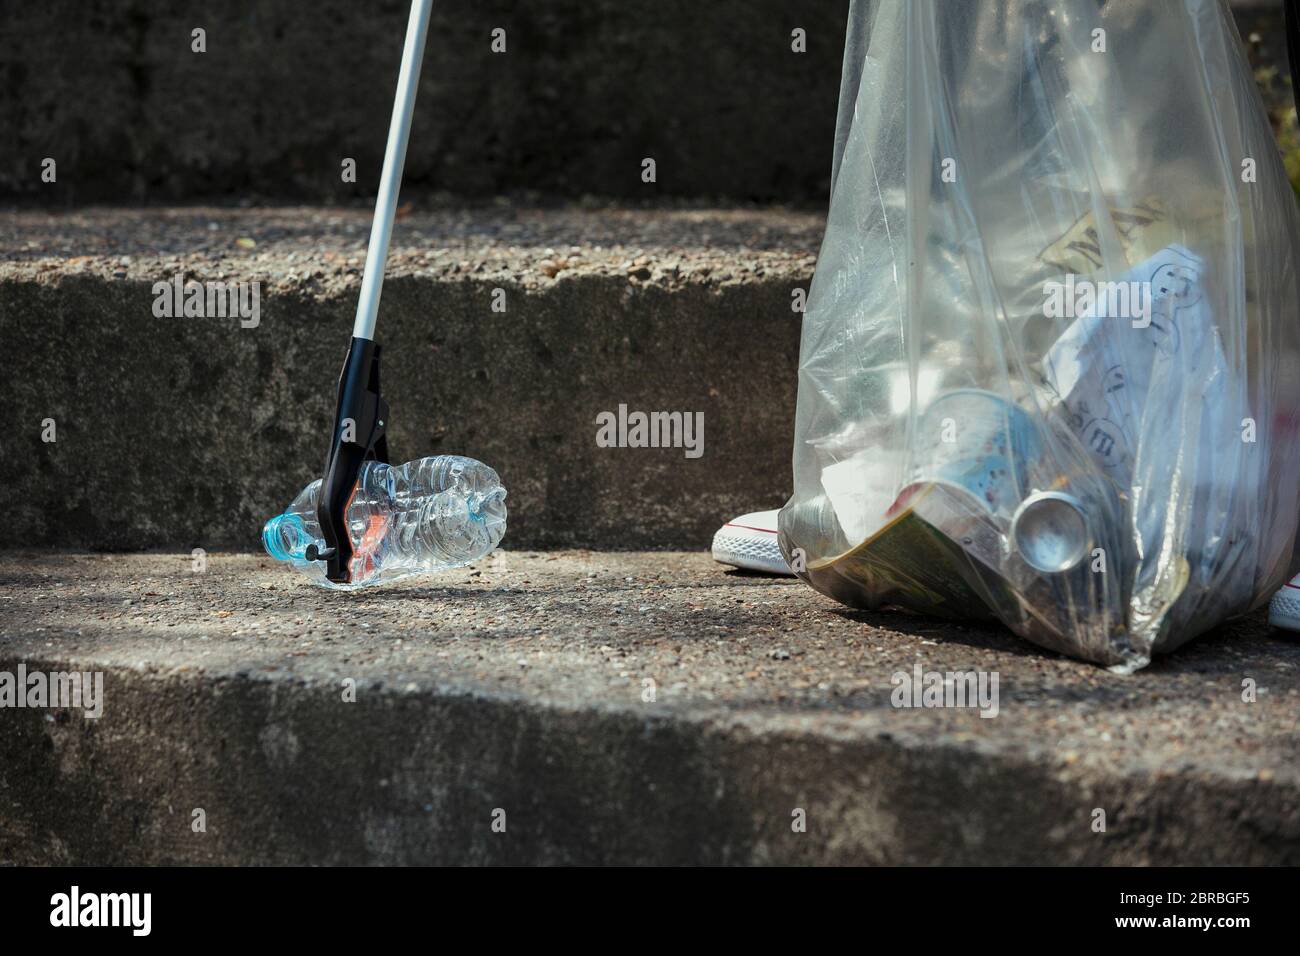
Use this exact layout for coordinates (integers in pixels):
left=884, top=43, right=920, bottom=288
left=1, top=204, right=822, bottom=291
left=1, top=550, right=1297, bottom=864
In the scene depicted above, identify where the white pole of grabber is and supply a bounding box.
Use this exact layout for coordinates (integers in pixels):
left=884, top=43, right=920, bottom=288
left=352, top=0, right=434, bottom=341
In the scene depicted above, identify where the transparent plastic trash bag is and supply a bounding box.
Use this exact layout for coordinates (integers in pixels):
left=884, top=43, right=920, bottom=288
left=779, top=0, right=1300, bottom=670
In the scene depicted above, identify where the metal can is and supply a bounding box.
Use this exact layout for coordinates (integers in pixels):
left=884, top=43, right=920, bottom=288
left=1010, top=490, right=1090, bottom=573
left=905, top=389, right=1044, bottom=521
left=902, top=389, right=1089, bottom=573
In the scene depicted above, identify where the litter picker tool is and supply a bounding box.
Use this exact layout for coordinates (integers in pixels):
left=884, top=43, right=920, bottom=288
left=305, top=0, right=434, bottom=584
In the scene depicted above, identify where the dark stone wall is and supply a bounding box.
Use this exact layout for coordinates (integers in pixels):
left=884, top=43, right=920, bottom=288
left=1, top=0, right=851, bottom=204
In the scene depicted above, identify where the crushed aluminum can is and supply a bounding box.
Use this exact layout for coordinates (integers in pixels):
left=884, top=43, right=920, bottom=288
left=905, top=389, right=1101, bottom=576
left=905, top=388, right=1044, bottom=523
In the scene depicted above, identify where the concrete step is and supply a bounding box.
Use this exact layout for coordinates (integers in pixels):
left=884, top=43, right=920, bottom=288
left=1, top=550, right=1296, bottom=865
left=4, top=1, right=1288, bottom=204
left=0, top=204, right=816, bottom=551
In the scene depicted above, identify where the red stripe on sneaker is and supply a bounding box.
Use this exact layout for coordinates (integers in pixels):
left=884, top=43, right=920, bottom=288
left=724, top=523, right=778, bottom=535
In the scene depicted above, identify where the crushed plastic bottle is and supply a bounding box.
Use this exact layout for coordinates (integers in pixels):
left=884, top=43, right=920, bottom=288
left=262, top=455, right=507, bottom=589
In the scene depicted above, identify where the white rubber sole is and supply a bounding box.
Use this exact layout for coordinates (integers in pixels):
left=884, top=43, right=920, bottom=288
left=711, top=520, right=792, bottom=576
left=1268, top=585, right=1300, bottom=632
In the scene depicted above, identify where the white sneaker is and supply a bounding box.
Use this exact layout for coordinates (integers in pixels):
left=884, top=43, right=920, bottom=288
left=1268, top=573, right=1300, bottom=631
left=711, top=509, right=793, bottom=575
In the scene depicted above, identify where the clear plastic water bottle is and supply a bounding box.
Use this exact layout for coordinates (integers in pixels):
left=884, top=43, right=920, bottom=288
left=262, top=455, right=507, bottom=589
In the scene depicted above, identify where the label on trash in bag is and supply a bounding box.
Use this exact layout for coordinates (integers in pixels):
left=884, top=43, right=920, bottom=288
left=807, top=486, right=996, bottom=620
left=1039, top=198, right=1170, bottom=275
